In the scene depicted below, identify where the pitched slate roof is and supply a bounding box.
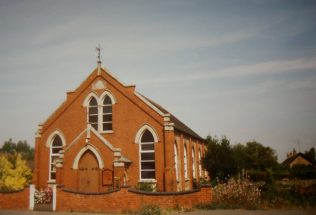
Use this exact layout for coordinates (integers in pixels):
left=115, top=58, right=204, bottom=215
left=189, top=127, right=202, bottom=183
left=282, top=152, right=315, bottom=167
left=41, top=66, right=206, bottom=143
left=142, top=95, right=205, bottom=142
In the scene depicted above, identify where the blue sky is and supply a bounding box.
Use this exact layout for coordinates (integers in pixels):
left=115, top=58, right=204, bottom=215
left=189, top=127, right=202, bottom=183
left=0, top=0, right=315, bottom=161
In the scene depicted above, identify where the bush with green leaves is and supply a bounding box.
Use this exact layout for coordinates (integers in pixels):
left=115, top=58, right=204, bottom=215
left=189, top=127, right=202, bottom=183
left=290, top=164, right=316, bottom=179
left=199, top=178, right=211, bottom=186
left=261, top=182, right=316, bottom=208
left=137, top=205, right=162, bottom=215
left=135, top=182, right=155, bottom=192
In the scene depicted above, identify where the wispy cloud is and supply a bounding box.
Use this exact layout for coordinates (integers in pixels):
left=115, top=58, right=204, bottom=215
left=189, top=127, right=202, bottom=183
left=138, top=57, right=316, bottom=84
left=105, top=29, right=256, bottom=55
left=31, top=17, right=95, bottom=46
left=209, top=57, right=316, bottom=78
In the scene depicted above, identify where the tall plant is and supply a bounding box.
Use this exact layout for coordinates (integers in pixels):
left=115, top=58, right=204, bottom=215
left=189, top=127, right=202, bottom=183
left=0, top=153, right=32, bottom=191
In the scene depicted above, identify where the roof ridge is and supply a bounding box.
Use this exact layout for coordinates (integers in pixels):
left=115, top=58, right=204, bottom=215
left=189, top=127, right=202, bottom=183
left=140, top=94, right=205, bottom=141
left=282, top=152, right=316, bottom=166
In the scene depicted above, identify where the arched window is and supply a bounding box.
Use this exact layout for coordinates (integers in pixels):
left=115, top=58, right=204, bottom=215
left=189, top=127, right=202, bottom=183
left=140, top=129, right=155, bottom=180
left=174, top=142, right=179, bottom=181
left=88, top=97, right=98, bottom=130
left=198, top=148, right=202, bottom=177
left=49, top=135, right=63, bottom=181
left=192, top=147, right=196, bottom=179
left=102, top=95, right=112, bottom=131
left=184, top=144, right=188, bottom=179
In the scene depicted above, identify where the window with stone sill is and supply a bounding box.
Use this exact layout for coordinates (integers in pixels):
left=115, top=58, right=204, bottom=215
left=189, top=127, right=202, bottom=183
left=88, top=97, right=98, bottom=130
left=49, top=135, right=63, bottom=181
left=184, top=144, right=188, bottom=179
left=192, top=147, right=196, bottom=179
left=198, top=148, right=202, bottom=177
left=102, top=95, right=112, bottom=131
left=140, top=129, right=155, bottom=180
left=174, top=142, right=179, bottom=181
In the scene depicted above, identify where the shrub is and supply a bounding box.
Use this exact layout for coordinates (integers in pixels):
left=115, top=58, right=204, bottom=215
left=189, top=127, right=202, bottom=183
left=247, top=170, right=268, bottom=182
left=290, top=164, right=316, bottom=179
left=34, top=187, right=52, bottom=204
left=261, top=182, right=316, bottom=208
left=0, top=153, right=32, bottom=191
left=273, top=168, right=291, bottom=180
left=199, top=178, right=211, bottom=186
left=212, top=177, right=261, bottom=209
left=137, top=205, right=162, bottom=215
left=193, top=179, right=200, bottom=189
left=135, top=182, right=155, bottom=192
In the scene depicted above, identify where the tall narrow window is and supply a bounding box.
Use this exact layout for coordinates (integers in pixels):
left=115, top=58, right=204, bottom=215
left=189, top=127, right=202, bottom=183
left=140, top=129, right=155, bottom=180
left=174, top=143, right=179, bottom=181
left=88, top=97, right=98, bottom=130
left=184, top=145, right=188, bottom=179
left=102, top=95, right=112, bottom=131
left=192, top=147, right=196, bottom=179
left=49, top=135, right=63, bottom=181
left=198, top=149, right=202, bottom=177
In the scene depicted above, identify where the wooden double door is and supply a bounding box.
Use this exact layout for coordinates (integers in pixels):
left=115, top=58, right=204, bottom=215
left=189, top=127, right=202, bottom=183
left=78, top=151, right=99, bottom=192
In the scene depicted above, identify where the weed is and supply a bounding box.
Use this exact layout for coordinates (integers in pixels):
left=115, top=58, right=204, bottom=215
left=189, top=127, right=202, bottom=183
left=136, top=205, right=162, bottom=215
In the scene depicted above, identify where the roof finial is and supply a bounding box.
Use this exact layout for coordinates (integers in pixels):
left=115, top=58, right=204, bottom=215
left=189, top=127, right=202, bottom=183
left=96, top=43, right=102, bottom=75
left=96, top=43, right=102, bottom=63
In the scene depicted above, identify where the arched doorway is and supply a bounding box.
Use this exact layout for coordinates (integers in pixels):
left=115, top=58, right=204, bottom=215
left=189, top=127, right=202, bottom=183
left=78, top=150, right=99, bottom=192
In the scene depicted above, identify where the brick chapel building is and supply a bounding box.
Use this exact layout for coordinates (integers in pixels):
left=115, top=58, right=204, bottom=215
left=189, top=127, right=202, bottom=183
left=33, top=60, right=208, bottom=193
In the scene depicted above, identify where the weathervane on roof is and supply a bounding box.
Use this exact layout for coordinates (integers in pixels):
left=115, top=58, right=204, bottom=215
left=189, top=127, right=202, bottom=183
left=96, top=43, right=102, bottom=64
left=96, top=43, right=102, bottom=75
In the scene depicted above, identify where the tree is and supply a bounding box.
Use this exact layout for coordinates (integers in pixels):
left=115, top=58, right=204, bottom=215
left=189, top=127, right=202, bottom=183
left=1, top=139, right=16, bottom=154
left=232, top=143, right=247, bottom=172
left=1, top=139, right=34, bottom=169
left=202, top=136, right=237, bottom=181
left=0, top=153, right=32, bottom=191
left=16, top=140, right=30, bottom=153
left=233, top=141, right=278, bottom=171
left=231, top=141, right=279, bottom=182
left=304, top=147, right=316, bottom=163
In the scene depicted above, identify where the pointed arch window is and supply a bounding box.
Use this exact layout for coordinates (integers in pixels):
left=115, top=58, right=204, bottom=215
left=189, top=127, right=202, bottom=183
left=174, top=142, right=179, bottom=181
left=192, top=147, right=196, bottom=179
left=140, top=129, right=155, bottom=180
left=102, top=95, right=112, bottom=131
left=88, top=97, right=98, bottom=130
left=184, top=144, right=188, bottom=179
left=49, top=135, right=63, bottom=181
left=198, top=148, right=202, bottom=177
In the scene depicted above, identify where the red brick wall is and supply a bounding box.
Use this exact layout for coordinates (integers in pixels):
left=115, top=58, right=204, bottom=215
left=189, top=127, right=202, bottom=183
left=35, top=68, right=167, bottom=190
left=34, top=67, right=207, bottom=192
left=0, top=188, right=29, bottom=210
left=0, top=186, right=211, bottom=212
left=56, top=186, right=212, bottom=213
left=175, top=132, right=209, bottom=191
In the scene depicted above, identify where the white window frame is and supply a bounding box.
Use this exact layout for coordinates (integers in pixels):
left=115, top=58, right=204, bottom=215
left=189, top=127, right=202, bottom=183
left=192, top=147, right=196, bottom=179
left=88, top=97, right=98, bottom=131
left=198, top=148, right=202, bottom=177
left=174, top=143, right=179, bottom=181
left=102, top=95, right=113, bottom=132
left=83, top=91, right=116, bottom=133
left=184, top=144, right=188, bottom=180
left=49, top=136, right=63, bottom=182
left=139, top=130, right=156, bottom=182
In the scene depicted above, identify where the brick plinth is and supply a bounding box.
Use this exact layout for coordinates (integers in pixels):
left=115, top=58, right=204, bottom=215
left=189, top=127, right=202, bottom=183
left=56, top=186, right=212, bottom=213
left=0, top=188, right=29, bottom=210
